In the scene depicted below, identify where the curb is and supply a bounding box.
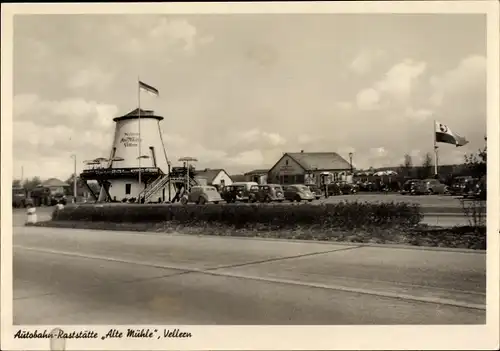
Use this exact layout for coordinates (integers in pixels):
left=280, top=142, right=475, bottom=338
left=25, top=222, right=485, bottom=254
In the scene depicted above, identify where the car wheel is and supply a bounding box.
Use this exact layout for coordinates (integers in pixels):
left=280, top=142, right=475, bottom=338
left=181, top=197, right=188, bottom=205
left=308, top=199, right=313, bottom=202
left=213, top=201, right=219, bottom=204
left=295, top=195, right=301, bottom=202
left=198, top=197, right=206, bottom=205
left=278, top=200, right=284, bottom=203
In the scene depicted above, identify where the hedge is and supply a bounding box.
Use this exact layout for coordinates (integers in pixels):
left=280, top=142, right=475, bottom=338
left=52, top=201, right=423, bottom=231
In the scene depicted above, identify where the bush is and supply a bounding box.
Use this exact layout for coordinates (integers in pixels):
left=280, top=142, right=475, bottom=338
left=52, top=201, right=423, bottom=231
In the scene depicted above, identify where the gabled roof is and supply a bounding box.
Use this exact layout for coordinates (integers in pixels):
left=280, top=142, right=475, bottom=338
left=195, top=168, right=227, bottom=183
left=273, top=152, right=352, bottom=171
left=230, top=174, right=247, bottom=182
left=42, top=178, right=70, bottom=187
left=244, top=169, right=269, bottom=176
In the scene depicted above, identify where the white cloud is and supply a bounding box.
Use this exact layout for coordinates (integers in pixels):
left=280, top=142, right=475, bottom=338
left=349, top=50, right=386, bottom=75
left=68, top=66, right=115, bottom=90
left=375, top=60, right=427, bottom=102
left=405, top=107, right=434, bottom=122
left=429, top=55, right=486, bottom=107
left=356, top=88, right=380, bottom=110
left=336, top=101, right=353, bottom=111
left=370, top=147, right=388, bottom=158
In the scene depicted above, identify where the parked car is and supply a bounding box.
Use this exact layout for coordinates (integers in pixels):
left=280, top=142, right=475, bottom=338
left=307, top=184, right=323, bottom=200
left=283, top=184, right=315, bottom=202
left=12, top=187, right=33, bottom=208
left=474, top=175, right=487, bottom=200
left=449, top=176, right=474, bottom=195
left=250, top=184, right=285, bottom=203
left=181, top=186, right=222, bottom=205
left=338, top=181, right=358, bottom=195
left=407, top=180, right=428, bottom=195
left=221, top=185, right=248, bottom=203
left=423, top=179, right=448, bottom=194
left=400, top=179, right=422, bottom=195
left=326, top=182, right=343, bottom=196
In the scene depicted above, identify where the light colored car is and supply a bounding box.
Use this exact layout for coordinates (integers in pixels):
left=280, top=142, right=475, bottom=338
left=181, top=186, right=222, bottom=205
left=423, top=179, right=448, bottom=194
left=283, top=184, right=315, bottom=202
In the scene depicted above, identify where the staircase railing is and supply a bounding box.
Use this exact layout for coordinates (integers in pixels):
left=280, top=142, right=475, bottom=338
left=137, top=175, right=163, bottom=200
left=142, top=175, right=171, bottom=203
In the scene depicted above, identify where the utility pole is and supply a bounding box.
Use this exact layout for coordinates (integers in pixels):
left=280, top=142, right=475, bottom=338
left=71, top=154, right=77, bottom=203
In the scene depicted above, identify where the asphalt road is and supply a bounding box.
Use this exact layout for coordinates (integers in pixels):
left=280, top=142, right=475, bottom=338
left=13, top=226, right=486, bottom=325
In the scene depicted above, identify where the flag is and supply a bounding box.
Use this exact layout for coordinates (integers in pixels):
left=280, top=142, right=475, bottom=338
left=139, top=81, right=159, bottom=96
left=435, top=121, right=469, bottom=147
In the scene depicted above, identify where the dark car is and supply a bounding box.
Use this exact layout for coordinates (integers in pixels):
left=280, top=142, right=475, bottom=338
left=400, top=179, right=422, bottom=195
left=221, top=185, right=248, bottom=203
left=307, top=184, right=323, bottom=200
left=283, top=184, right=315, bottom=202
left=338, top=181, right=357, bottom=195
left=449, top=176, right=474, bottom=195
left=326, top=182, right=343, bottom=196
left=250, top=184, right=285, bottom=203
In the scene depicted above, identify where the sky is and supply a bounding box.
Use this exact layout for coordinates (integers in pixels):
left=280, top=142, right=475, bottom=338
left=12, top=13, right=487, bottom=180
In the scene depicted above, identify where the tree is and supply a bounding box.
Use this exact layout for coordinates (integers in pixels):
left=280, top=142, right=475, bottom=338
left=419, top=153, right=433, bottom=179
left=12, top=179, right=22, bottom=187
left=464, top=142, right=486, bottom=178
left=399, top=154, right=413, bottom=177
left=22, top=176, right=42, bottom=191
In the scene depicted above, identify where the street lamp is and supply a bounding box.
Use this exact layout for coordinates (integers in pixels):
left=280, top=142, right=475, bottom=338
left=70, top=154, right=77, bottom=203
left=348, top=152, right=353, bottom=174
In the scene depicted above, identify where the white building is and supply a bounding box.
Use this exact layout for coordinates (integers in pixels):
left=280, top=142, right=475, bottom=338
left=80, top=108, right=176, bottom=202
left=195, top=169, right=233, bottom=189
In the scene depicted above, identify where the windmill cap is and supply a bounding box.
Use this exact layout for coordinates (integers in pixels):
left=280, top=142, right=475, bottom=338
left=113, top=108, right=164, bottom=122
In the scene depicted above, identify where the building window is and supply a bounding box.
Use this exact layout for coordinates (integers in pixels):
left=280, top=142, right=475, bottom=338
left=283, top=175, right=290, bottom=184
left=285, top=160, right=289, bottom=166
left=220, top=179, right=225, bottom=187
left=125, top=183, right=131, bottom=195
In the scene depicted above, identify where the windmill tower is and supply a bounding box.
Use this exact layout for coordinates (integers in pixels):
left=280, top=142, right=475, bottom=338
left=78, top=108, right=174, bottom=202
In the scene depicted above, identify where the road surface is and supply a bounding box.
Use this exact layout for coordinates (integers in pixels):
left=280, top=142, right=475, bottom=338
left=13, top=226, right=486, bottom=325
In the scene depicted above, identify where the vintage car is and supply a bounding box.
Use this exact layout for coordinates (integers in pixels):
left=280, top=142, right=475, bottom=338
left=250, top=184, right=285, bottom=203
left=337, top=181, right=358, bottom=195
left=449, top=176, right=474, bottom=195
left=221, top=184, right=249, bottom=203
left=407, top=180, right=428, bottom=195
left=283, top=184, right=315, bottom=202
left=307, top=184, right=324, bottom=200
left=422, top=178, right=448, bottom=195
left=325, top=182, right=343, bottom=196
left=465, top=175, right=486, bottom=200
left=12, top=187, right=33, bottom=208
left=400, top=179, right=422, bottom=195
left=181, top=186, right=222, bottom=205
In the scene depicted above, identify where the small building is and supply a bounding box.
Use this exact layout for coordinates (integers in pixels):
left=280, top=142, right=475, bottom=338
left=195, top=169, right=233, bottom=189
left=244, top=169, right=268, bottom=184
left=42, top=178, right=70, bottom=195
left=267, top=151, right=352, bottom=185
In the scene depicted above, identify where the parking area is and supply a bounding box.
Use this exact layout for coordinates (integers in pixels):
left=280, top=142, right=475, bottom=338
left=318, top=193, right=465, bottom=208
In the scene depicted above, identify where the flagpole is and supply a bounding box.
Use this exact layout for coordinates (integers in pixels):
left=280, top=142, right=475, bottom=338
left=138, top=76, right=142, bottom=199
left=433, top=119, right=438, bottom=176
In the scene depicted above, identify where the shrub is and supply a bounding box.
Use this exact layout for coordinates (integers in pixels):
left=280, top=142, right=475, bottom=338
left=460, top=198, right=486, bottom=231
left=52, top=201, right=422, bottom=231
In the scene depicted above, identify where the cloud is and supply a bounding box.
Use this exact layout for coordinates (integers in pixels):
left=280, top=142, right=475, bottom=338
left=429, top=55, right=486, bottom=107
left=349, top=49, right=386, bottom=75
left=405, top=107, right=434, bottom=122
left=375, top=60, right=427, bottom=103
left=356, top=88, right=380, bottom=110
left=68, top=66, right=115, bottom=90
